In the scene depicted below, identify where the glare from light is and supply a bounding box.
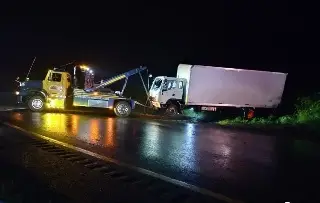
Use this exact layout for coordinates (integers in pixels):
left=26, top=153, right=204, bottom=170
left=80, top=65, right=90, bottom=71
left=31, top=112, right=42, bottom=128
left=175, top=123, right=196, bottom=170
left=105, top=118, right=115, bottom=147
left=89, top=119, right=100, bottom=144
left=142, top=123, right=161, bottom=158
left=71, top=114, right=79, bottom=136
left=42, top=113, right=67, bottom=133
left=46, top=98, right=65, bottom=109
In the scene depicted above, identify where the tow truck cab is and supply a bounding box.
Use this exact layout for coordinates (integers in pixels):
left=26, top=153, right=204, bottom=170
left=17, top=70, right=71, bottom=111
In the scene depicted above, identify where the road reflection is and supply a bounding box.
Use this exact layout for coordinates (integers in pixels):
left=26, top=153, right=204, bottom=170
left=42, top=113, right=67, bottom=133
left=31, top=112, right=42, bottom=128
left=71, top=114, right=79, bottom=135
left=6, top=111, right=320, bottom=202
left=206, top=128, right=233, bottom=169
left=141, top=122, right=197, bottom=171
left=89, top=119, right=101, bottom=143
left=12, top=112, right=23, bottom=121
left=12, top=112, right=201, bottom=171
left=105, top=118, right=115, bottom=147
left=176, top=123, right=196, bottom=170
left=141, top=122, right=161, bottom=158
left=17, top=112, right=117, bottom=148
left=8, top=112, right=240, bottom=173
left=7, top=111, right=283, bottom=181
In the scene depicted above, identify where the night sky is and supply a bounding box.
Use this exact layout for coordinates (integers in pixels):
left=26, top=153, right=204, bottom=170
left=1, top=2, right=319, bottom=112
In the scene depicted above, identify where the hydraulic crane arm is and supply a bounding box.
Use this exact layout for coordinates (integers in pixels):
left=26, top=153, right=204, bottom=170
left=84, top=66, right=147, bottom=93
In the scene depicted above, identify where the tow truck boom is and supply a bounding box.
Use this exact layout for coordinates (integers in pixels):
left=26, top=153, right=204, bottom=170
left=85, top=66, right=147, bottom=93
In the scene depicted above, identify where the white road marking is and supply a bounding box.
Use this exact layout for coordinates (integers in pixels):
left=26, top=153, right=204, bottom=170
left=0, top=107, right=26, bottom=111
left=4, top=122, right=244, bottom=203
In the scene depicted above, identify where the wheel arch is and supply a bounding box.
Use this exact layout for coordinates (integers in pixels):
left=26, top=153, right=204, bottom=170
left=113, top=98, right=135, bottom=109
left=25, top=89, right=48, bottom=101
left=166, top=99, right=182, bottom=113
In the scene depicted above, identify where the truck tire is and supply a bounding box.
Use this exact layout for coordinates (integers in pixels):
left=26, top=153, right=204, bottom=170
left=165, top=104, right=178, bottom=116
left=28, top=96, right=45, bottom=112
left=114, top=101, right=132, bottom=117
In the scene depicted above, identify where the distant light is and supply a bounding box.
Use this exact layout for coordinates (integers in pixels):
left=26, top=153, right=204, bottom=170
left=89, top=69, right=93, bottom=74
left=15, top=91, right=19, bottom=95
left=80, top=65, right=90, bottom=71
left=190, top=107, right=194, bottom=111
left=149, top=74, right=153, bottom=78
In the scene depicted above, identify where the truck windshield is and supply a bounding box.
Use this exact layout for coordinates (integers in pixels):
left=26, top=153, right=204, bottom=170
left=48, top=73, right=62, bottom=82
left=152, top=78, right=162, bottom=90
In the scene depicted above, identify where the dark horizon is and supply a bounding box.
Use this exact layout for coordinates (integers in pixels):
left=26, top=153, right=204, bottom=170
left=1, top=2, right=319, bottom=111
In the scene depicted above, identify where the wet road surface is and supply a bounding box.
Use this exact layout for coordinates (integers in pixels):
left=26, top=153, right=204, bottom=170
left=1, top=111, right=320, bottom=202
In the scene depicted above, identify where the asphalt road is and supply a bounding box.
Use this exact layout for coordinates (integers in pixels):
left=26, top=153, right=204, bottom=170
left=1, top=122, right=190, bottom=203
left=1, top=110, right=320, bottom=202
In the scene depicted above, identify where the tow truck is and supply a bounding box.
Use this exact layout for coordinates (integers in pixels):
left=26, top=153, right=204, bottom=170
left=15, top=64, right=148, bottom=117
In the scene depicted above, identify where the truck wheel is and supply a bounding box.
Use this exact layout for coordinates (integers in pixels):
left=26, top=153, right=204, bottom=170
left=165, top=104, right=178, bottom=116
left=28, top=96, right=45, bottom=112
left=114, top=101, right=131, bottom=117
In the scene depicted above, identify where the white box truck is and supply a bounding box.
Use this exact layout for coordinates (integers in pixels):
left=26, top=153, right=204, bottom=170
left=149, top=64, right=287, bottom=118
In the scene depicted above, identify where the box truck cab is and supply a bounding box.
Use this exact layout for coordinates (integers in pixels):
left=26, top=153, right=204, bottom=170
left=149, top=76, right=186, bottom=111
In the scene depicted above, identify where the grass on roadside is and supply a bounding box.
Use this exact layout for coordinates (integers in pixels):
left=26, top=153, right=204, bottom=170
left=218, top=95, right=320, bottom=129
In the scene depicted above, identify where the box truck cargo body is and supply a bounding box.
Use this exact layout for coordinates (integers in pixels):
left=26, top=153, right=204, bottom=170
left=149, top=64, right=287, bottom=117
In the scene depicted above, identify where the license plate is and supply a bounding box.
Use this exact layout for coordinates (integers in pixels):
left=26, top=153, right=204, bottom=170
left=201, top=106, right=217, bottom=111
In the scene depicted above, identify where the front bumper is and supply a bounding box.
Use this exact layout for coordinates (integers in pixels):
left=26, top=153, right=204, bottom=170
left=151, top=101, right=161, bottom=108
left=15, top=90, right=28, bottom=104
left=47, top=97, right=65, bottom=109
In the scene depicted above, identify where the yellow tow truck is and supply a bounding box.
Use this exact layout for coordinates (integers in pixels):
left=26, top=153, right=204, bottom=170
left=16, top=64, right=147, bottom=117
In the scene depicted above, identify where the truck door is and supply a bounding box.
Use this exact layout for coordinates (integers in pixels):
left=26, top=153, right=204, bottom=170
left=44, top=71, right=64, bottom=97
left=160, top=79, right=182, bottom=104
left=175, top=80, right=184, bottom=100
